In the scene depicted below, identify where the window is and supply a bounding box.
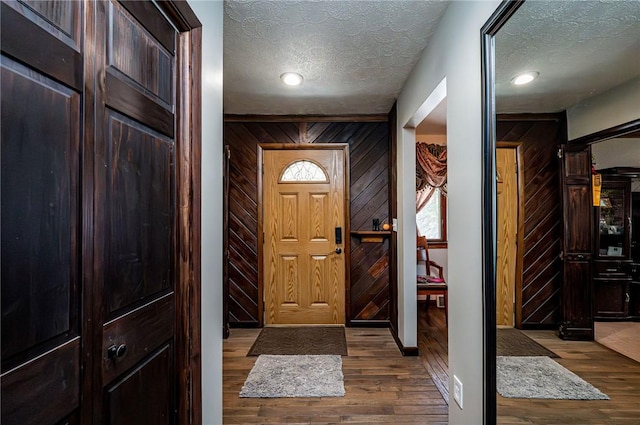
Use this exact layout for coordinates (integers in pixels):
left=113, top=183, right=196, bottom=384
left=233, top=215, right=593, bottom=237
left=280, top=160, right=328, bottom=182
left=416, top=188, right=447, bottom=244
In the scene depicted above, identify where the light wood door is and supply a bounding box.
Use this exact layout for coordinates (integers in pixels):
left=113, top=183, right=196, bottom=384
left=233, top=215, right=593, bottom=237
left=496, top=148, right=518, bottom=327
left=263, top=147, right=347, bottom=325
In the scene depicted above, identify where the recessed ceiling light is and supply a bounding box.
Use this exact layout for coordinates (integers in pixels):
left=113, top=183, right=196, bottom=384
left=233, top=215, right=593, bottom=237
left=280, top=72, right=303, bottom=86
left=511, top=71, right=539, bottom=86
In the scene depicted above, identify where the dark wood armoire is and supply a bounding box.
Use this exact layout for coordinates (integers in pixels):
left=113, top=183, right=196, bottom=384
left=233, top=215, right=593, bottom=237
left=558, top=144, right=593, bottom=340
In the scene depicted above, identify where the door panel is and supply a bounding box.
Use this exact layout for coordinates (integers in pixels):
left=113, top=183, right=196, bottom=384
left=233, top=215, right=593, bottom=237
left=1, top=338, right=80, bottom=425
left=106, top=112, right=174, bottom=315
left=559, top=144, right=593, bottom=340
left=1, top=56, right=80, bottom=364
left=1, top=2, right=82, bottom=423
left=105, top=343, right=173, bottom=425
left=96, top=1, right=178, bottom=422
left=496, top=148, right=518, bottom=327
left=2, top=1, right=199, bottom=423
left=102, top=294, right=174, bottom=383
left=263, top=148, right=347, bottom=325
left=0, top=2, right=82, bottom=91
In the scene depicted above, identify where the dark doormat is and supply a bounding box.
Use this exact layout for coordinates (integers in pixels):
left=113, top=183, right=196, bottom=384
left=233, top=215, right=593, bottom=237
left=247, top=327, right=348, bottom=356
left=497, top=328, right=558, bottom=357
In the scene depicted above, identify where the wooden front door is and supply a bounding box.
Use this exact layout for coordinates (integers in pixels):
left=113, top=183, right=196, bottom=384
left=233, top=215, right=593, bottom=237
left=496, top=148, right=518, bottom=327
left=262, top=146, right=348, bottom=325
left=1, top=1, right=201, bottom=424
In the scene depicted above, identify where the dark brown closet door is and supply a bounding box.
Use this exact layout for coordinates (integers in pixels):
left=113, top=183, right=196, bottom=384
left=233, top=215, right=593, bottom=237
left=1, top=1, right=83, bottom=424
left=558, top=144, right=593, bottom=340
left=93, top=2, right=178, bottom=424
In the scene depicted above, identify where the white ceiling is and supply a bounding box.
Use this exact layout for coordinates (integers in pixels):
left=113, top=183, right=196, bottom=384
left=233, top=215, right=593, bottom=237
left=223, top=0, right=449, bottom=115
left=223, top=0, right=640, bottom=125
left=495, top=0, right=640, bottom=114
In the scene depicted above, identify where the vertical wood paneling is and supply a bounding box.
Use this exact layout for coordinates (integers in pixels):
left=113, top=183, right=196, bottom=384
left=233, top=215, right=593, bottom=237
left=497, top=115, right=565, bottom=327
left=224, top=120, right=390, bottom=326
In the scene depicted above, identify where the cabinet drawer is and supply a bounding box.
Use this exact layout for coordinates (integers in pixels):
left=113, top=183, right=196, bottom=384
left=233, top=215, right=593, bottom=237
left=593, top=261, right=630, bottom=277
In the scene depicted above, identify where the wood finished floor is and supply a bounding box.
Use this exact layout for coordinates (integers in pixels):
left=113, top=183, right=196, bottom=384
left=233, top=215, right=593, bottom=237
left=223, top=317, right=448, bottom=424
left=498, top=330, right=640, bottom=424
left=223, top=305, right=640, bottom=424
left=595, top=321, right=640, bottom=364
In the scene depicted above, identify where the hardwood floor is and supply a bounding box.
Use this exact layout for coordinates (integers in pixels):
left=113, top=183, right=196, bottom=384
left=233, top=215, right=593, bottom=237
left=223, top=324, right=448, bottom=424
left=595, top=321, right=640, bottom=364
left=224, top=305, right=640, bottom=424
left=497, top=330, right=640, bottom=424
left=417, top=302, right=450, bottom=403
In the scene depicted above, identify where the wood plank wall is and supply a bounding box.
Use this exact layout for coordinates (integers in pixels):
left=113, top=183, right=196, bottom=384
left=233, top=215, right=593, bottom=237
left=224, top=119, right=391, bottom=326
left=497, top=114, right=566, bottom=328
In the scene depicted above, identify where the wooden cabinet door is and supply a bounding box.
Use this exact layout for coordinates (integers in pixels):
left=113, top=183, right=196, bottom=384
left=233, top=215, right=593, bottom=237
left=1, top=2, right=83, bottom=424
left=558, top=144, right=593, bottom=340
left=593, top=278, right=630, bottom=318
left=93, top=2, right=179, bottom=424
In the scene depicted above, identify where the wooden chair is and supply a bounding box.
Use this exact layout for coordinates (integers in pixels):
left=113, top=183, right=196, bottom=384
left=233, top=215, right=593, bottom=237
left=417, top=236, right=448, bottom=322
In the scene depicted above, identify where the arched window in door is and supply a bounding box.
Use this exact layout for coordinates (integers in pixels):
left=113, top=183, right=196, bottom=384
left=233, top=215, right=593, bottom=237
left=280, top=160, right=328, bottom=183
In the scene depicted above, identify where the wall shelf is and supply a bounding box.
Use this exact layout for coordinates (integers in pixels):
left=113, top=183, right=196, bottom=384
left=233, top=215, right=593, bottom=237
left=351, top=230, right=392, bottom=243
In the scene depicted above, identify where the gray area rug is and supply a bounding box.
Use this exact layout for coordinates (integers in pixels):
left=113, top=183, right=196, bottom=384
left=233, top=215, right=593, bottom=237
left=497, top=356, right=609, bottom=400
left=247, top=326, right=347, bottom=356
left=497, top=328, right=558, bottom=357
left=240, top=355, right=345, bottom=398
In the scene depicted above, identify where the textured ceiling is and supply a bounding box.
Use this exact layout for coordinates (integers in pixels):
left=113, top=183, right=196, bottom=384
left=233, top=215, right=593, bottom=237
left=223, top=0, right=449, bottom=115
left=495, top=0, right=640, bottom=114
left=223, top=0, right=640, bottom=120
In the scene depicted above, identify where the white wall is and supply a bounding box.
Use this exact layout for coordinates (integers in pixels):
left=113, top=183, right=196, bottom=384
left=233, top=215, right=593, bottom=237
left=567, top=76, right=640, bottom=140
left=188, top=1, right=224, bottom=424
left=396, top=1, right=501, bottom=422
left=592, top=137, right=640, bottom=170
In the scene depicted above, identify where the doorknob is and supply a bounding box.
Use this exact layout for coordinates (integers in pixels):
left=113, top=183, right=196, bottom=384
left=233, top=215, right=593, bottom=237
left=107, top=343, right=127, bottom=360
left=335, top=248, right=342, bottom=254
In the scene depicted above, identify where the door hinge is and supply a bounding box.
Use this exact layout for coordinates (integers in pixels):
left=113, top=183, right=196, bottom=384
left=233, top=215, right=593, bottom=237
left=557, top=148, right=563, bottom=159
left=225, top=145, right=231, bottom=159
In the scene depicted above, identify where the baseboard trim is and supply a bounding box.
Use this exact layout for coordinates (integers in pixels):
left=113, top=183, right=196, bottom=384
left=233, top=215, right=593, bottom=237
left=349, top=320, right=390, bottom=328
left=519, top=323, right=557, bottom=330
left=229, top=322, right=260, bottom=328
left=389, top=326, right=419, bottom=356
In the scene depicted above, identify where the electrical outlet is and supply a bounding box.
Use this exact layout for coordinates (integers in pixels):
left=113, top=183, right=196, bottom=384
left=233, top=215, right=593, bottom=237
left=453, top=375, right=463, bottom=409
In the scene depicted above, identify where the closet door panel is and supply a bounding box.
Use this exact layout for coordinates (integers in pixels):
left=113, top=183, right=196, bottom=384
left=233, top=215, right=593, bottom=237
left=0, top=2, right=83, bottom=424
